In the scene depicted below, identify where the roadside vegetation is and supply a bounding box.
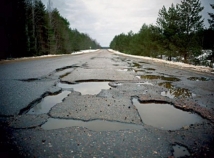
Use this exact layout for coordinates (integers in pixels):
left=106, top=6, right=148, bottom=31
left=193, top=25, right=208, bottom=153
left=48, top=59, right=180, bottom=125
left=0, top=0, right=100, bottom=60
left=110, top=0, right=214, bottom=67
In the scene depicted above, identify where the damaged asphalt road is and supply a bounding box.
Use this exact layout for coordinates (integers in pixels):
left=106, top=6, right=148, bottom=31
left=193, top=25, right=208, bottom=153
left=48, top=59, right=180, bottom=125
left=0, top=49, right=214, bottom=157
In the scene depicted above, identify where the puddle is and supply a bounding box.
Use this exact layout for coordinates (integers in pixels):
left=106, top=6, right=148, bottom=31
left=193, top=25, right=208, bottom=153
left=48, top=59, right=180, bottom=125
left=159, top=82, right=196, bottom=98
left=187, top=77, right=210, bottom=81
left=132, top=98, right=203, bottom=130
left=109, top=82, right=123, bottom=87
left=134, top=69, right=146, bottom=73
left=136, top=76, right=141, bottom=79
left=136, top=82, right=153, bottom=86
left=27, top=91, right=71, bottom=114
left=139, top=61, right=149, bottom=64
left=140, top=75, right=180, bottom=81
left=57, top=82, right=110, bottom=95
left=59, top=72, right=71, bottom=78
left=145, top=71, right=153, bottom=74
left=42, top=118, right=143, bottom=131
left=131, top=62, right=142, bottom=68
left=172, top=144, right=190, bottom=158
left=117, top=68, right=134, bottom=72
left=144, top=68, right=156, bottom=71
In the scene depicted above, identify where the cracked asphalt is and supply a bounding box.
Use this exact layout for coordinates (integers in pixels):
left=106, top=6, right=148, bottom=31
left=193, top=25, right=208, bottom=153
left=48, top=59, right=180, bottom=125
left=0, top=49, right=214, bottom=157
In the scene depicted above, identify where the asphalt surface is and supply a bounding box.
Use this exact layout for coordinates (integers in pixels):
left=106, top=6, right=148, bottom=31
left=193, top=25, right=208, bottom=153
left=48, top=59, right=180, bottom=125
left=0, top=49, right=214, bottom=157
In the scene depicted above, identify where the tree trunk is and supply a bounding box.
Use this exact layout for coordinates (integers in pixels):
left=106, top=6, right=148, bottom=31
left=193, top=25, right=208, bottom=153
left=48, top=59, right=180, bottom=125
left=184, top=53, right=188, bottom=63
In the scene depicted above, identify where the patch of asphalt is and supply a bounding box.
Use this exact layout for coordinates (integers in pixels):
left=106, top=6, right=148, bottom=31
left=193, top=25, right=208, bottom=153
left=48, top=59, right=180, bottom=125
left=0, top=80, right=58, bottom=116
left=86, top=56, right=127, bottom=69
left=9, top=114, right=49, bottom=129
left=165, top=122, right=214, bottom=157
left=49, top=94, right=142, bottom=124
left=143, top=122, right=214, bottom=157
left=11, top=127, right=172, bottom=158
left=98, top=82, right=164, bottom=99
left=61, top=68, right=138, bottom=83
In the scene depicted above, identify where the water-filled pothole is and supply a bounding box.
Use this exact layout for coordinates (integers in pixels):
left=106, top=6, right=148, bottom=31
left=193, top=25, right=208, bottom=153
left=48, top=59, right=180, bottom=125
left=109, top=82, right=123, bottom=87
left=136, top=82, right=153, bottom=86
left=159, top=82, right=196, bottom=99
left=27, top=91, right=71, bottom=114
left=187, top=77, right=210, bottom=81
left=144, top=68, right=156, bottom=71
left=42, top=118, right=143, bottom=131
left=132, top=98, right=203, bottom=130
left=134, top=69, right=146, bottom=73
left=57, top=82, right=110, bottom=95
left=117, top=68, right=134, bottom=72
left=131, top=62, right=142, bottom=68
left=139, top=61, right=149, bottom=64
left=172, top=144, right=190, bottom=158
left=140, top=75, right=180, bottom=81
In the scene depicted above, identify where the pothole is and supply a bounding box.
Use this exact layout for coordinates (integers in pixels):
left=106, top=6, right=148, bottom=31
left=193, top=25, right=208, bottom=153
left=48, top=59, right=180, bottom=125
left=139, top=61, right=149, bottom=64
left=159, top=82, right=196, bottom=99
left=136, top=82, right=153, bottom=86
left=55, top=65, right=78, bottom=72
left=27, top=91, right=71, bottom=114
left=134, top=69, right=146, bottom=73
left=187, top=77, right=210, bottom=81
left=144, top=68, right=156, bottom=71
left=117, top=68, right=134, bottom=72
left=59, top=72, right=71, bottom=79
left=172, top=144, right=190, bottom=158
left=109, top=82, right=123, bottom=87
left=41, top=118, right=143, bottom=131
left=57, top=82, right=111, bottom=95
left=139, top=75, right=180, bottom=81
left=129, top=62, right=142, bottom=68
left=132, top=98, right=203, bottom=130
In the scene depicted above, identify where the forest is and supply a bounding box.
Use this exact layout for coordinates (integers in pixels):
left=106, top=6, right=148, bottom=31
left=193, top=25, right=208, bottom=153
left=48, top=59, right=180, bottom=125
left=0, top=0, right=100, bottom=59
left=110, top=0, right=214, bottom=66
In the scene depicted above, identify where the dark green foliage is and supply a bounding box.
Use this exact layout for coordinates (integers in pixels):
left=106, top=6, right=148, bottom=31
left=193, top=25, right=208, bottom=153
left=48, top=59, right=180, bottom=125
left=157, top=4, right=180, bottom=60
left=177, top=0, right=204, bottom=62
left=207, top=4, right=214, bottom=62
left=110, top=0, right=207, bottom=63
left=0, top=0, right=100, bottom=60
left=110, top=26, right=160, bottom=57
left=208, top=4, right=214, bottom=29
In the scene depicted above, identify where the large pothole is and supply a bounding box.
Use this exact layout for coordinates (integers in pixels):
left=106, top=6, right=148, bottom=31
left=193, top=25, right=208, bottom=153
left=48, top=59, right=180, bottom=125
left=27, top=91, right=71, bottom=114
left=132, top=98, right=204, bottom=130
left=139, top=75, right=180, bottom=81
left=159, top=82, right=196, bottom=99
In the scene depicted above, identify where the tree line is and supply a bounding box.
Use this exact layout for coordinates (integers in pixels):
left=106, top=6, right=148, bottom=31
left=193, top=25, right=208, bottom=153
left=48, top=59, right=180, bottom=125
left=110, top=0, right=214, bottom=65
left=0, top=0, right=100, bottom=59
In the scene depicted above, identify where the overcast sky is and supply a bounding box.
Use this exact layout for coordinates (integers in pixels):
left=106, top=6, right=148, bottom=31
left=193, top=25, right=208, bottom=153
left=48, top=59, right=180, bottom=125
left=41, top=0, right=213, bottom=47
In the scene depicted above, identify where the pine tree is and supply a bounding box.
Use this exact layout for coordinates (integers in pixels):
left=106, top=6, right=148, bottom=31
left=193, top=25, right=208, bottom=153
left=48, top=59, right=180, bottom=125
left=34, top=0, right=49, bottom=55
left=157, top=4, right=180, bottom=60
left=208, top=4, right=214, bottom=29
left=208, top=4, right=214, bottom=64
left=177, top=0, right=204, bottom=62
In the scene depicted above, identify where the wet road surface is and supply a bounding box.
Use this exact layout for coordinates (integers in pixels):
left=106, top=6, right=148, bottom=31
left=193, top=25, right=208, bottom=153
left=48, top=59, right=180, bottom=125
left=0, top=49, right=214, bottom=157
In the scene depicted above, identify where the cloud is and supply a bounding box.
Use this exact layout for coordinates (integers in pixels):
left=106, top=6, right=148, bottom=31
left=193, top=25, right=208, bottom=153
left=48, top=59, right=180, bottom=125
left=41, top=0, right=213, bottom=46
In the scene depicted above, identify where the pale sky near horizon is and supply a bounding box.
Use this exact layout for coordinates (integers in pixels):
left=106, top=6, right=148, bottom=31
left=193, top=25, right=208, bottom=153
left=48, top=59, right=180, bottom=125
left=41, top=0, right=213, bottom=47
